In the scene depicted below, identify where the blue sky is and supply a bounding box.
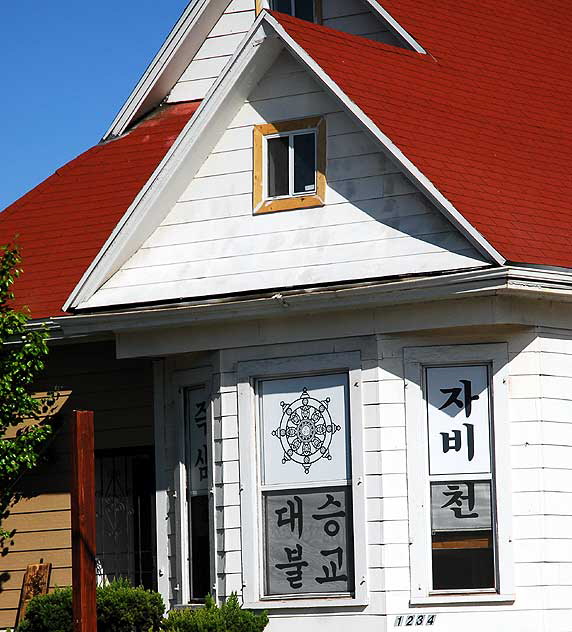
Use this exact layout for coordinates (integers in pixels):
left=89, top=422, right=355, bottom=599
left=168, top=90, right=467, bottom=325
left=0, top=1, right=189, bottom=211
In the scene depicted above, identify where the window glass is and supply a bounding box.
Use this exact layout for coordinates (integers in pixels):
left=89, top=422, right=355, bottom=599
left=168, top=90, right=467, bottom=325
left=425, top=366, right=496, bottom=592
left=185, top=387, right=211, bottom=600
left=259, top=373, right=353, bottom=597
left=293, top=133, right=316, bottom=194
left=431, top=481, right=494, bottom=590
left=272, top=0, right=292, bottom=13
left=294, top=0, right=315, bottom=22
left=267, top=136, right=289, bottom=198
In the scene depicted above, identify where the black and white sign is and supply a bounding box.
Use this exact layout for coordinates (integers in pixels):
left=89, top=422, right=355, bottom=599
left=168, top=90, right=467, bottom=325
left=426, top=365, right=492, bottom=475
left=431, top=481, right=491, bottom=531
left=185, top=387, right=209, bottom=493
left=265, top=488, right=354, bottom=595
left=260, top=374, right=350, bottom=486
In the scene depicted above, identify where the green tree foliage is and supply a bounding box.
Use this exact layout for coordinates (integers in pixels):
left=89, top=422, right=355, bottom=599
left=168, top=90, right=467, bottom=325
left=0, top=244, right=53, bottom=540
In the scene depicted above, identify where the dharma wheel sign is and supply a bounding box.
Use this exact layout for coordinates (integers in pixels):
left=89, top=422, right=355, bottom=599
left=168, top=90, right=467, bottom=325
left=273, top=388, right=341, bottom=474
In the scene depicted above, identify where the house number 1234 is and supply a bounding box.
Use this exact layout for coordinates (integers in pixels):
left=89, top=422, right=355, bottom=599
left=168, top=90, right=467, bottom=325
left=394, top=615, right=437, bottom=626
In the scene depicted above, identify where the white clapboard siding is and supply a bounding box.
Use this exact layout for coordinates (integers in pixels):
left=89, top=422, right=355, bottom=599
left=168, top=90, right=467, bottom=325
left=91, top=51, right=486, bottom=309
left=168, top=0, right=408, bottom=103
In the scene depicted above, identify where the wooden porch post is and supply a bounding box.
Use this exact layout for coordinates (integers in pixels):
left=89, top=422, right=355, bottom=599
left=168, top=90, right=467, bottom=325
left=71, top=410, right=96, bottom=632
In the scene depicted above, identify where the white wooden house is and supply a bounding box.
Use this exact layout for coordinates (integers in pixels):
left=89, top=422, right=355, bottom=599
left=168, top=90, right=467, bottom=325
left=1, top=1, right=571, bottom=630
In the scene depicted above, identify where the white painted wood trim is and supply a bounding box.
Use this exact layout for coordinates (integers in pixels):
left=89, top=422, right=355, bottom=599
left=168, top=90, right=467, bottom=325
left=170, top=366, right=216, bottom=605
left=403, top=343, right=514, bottom=605
left=153, top=358, right=170, bottom=605
left=65, top=12, right=281, bottom=313
left=237, top=351, right=368, bottom=608
left=362, top=0, right=427, bottom=53
left=104, top=0, right=231, bottom=139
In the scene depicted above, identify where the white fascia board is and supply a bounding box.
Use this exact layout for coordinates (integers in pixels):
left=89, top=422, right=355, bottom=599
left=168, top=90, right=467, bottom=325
left=64, top=12, right=282, bottom=312
left=262, top=13, right=505, bottom=266
left=55, top=265, right=572, bottom=338
left=362, top=0, right=427, bottom=53
left=104, top=0, right=231, bottom=140
left=67, top=10, right=503, bottom=313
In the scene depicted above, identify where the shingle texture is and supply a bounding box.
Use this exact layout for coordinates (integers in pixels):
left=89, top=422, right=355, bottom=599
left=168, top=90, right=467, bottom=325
left=0, top=101, right=200, bottom=319
left=273, top=2, right=572, bottom=268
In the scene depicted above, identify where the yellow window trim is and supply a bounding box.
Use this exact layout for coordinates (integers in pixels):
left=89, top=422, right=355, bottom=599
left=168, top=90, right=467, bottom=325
left=255, top=0, right=323, bottom=24
left=253, top=116, right=326, bottom=215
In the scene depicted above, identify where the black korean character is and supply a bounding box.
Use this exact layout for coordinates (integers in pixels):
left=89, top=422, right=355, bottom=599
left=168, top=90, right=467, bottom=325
left=194, top=401, right=207, bottom=435
left=441, top=482, right=479, bottom=519
left=315, top=546, right=348, bottom=584
left=439, top=379, right=479, bottom=418
left=440, top=422, right=474, bottom=461
left=275, top=544, right=308, bottom=589
left=194, top=444, right=208, bottom=481
left=275, top=496, right=303, bottom=538
left=312, top=494, right=345, bottom=537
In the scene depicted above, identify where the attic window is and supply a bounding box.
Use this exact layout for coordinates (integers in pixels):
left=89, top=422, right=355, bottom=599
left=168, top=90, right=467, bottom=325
left=253, top=117, right=326, bottom=214
left=256, top=0, right=322, bottom=23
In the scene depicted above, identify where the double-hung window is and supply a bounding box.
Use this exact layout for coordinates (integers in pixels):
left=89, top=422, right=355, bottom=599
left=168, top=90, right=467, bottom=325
left=238, top=353, right=367, bottom=607
left=253, top=117, right=326, bottom=214
left=404, top=344, right=514, bottom=605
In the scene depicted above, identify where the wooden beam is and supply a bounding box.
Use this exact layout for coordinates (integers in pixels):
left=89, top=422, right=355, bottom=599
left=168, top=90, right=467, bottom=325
left=70, top=410, right=96, bottom=632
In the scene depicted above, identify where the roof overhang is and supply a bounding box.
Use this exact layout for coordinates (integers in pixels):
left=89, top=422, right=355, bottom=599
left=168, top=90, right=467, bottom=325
left=56, top=265, right=572, bottom=338
left=66, top=11, right=505, bottom=313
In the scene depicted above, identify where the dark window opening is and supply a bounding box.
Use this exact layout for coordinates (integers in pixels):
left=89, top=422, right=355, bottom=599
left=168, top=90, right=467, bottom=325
left=293, top=133, right=316, bottom=194
left=95, top=449, right=156, bottom=590
left=267, top=136, right=289, bottom=197
left=271, top=0, right=315, bottom=22
left=189, top=495, right=211, bottom=600
left=432, top=532, right=495, bottom=590
left=267, top=132, right=316, bottom=199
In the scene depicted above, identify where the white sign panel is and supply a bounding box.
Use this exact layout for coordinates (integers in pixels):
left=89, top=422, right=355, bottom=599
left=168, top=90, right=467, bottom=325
left=260, top=373, right=350, bottom=486
left=426, top=365, right=491, bottom=475
left=431, top=481, right=492, bottom=531
left=185, top=387, right=209, bottom=493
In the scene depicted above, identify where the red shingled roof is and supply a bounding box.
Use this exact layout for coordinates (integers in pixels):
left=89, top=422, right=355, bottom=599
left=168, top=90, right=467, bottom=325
left=0, top=101, right=200, bottom=319
left=272, top=2, right=572, bottom=268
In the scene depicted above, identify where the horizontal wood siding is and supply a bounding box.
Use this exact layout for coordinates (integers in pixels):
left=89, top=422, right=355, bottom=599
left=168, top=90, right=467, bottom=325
left=96, top=51, right=485, bottom=308
left=0, top=342, right=154, bottom=629
left=168, top=0, right=255, bottom=103
left=167, top=0, right=407, bottom=104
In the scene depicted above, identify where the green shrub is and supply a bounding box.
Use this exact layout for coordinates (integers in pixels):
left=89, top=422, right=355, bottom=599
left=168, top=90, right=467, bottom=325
left=16, top=586, right=72, bottom=632
left=16, top=579, right=164, bottom=632
left=162, top=594, right=268, bottom=632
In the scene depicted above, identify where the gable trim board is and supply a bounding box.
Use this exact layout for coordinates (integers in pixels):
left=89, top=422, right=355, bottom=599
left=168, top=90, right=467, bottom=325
left=104, top=0, right=232, bottom=140
left=104, top=1, right=426, bottom=139
left=65, top=11, right=504, bottom=314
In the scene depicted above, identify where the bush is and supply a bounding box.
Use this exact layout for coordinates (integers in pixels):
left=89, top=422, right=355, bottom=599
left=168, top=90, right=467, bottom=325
left=16, top=586, right=72, bottom=632
left=162, top=594, right=268, bottom=632
left=16, top=579, right=164, bottom=632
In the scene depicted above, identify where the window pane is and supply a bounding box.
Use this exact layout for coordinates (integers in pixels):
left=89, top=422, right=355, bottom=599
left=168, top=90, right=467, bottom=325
left=259, top=373, right=351, bottom=486
left=431, top=481, right=495, bottom=590
left=267, top=136, right=289, bottom=197
left=271, top=0, right=293, bottom=14
left=425, top=365, right=492, bottom=476
left=293, top=133, right=316, bottom=194
left=190, top=495, right=211, bottom=599
left=294, top=0, right=315, bottom=22
left=264, top=487, right=354, bottom=596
